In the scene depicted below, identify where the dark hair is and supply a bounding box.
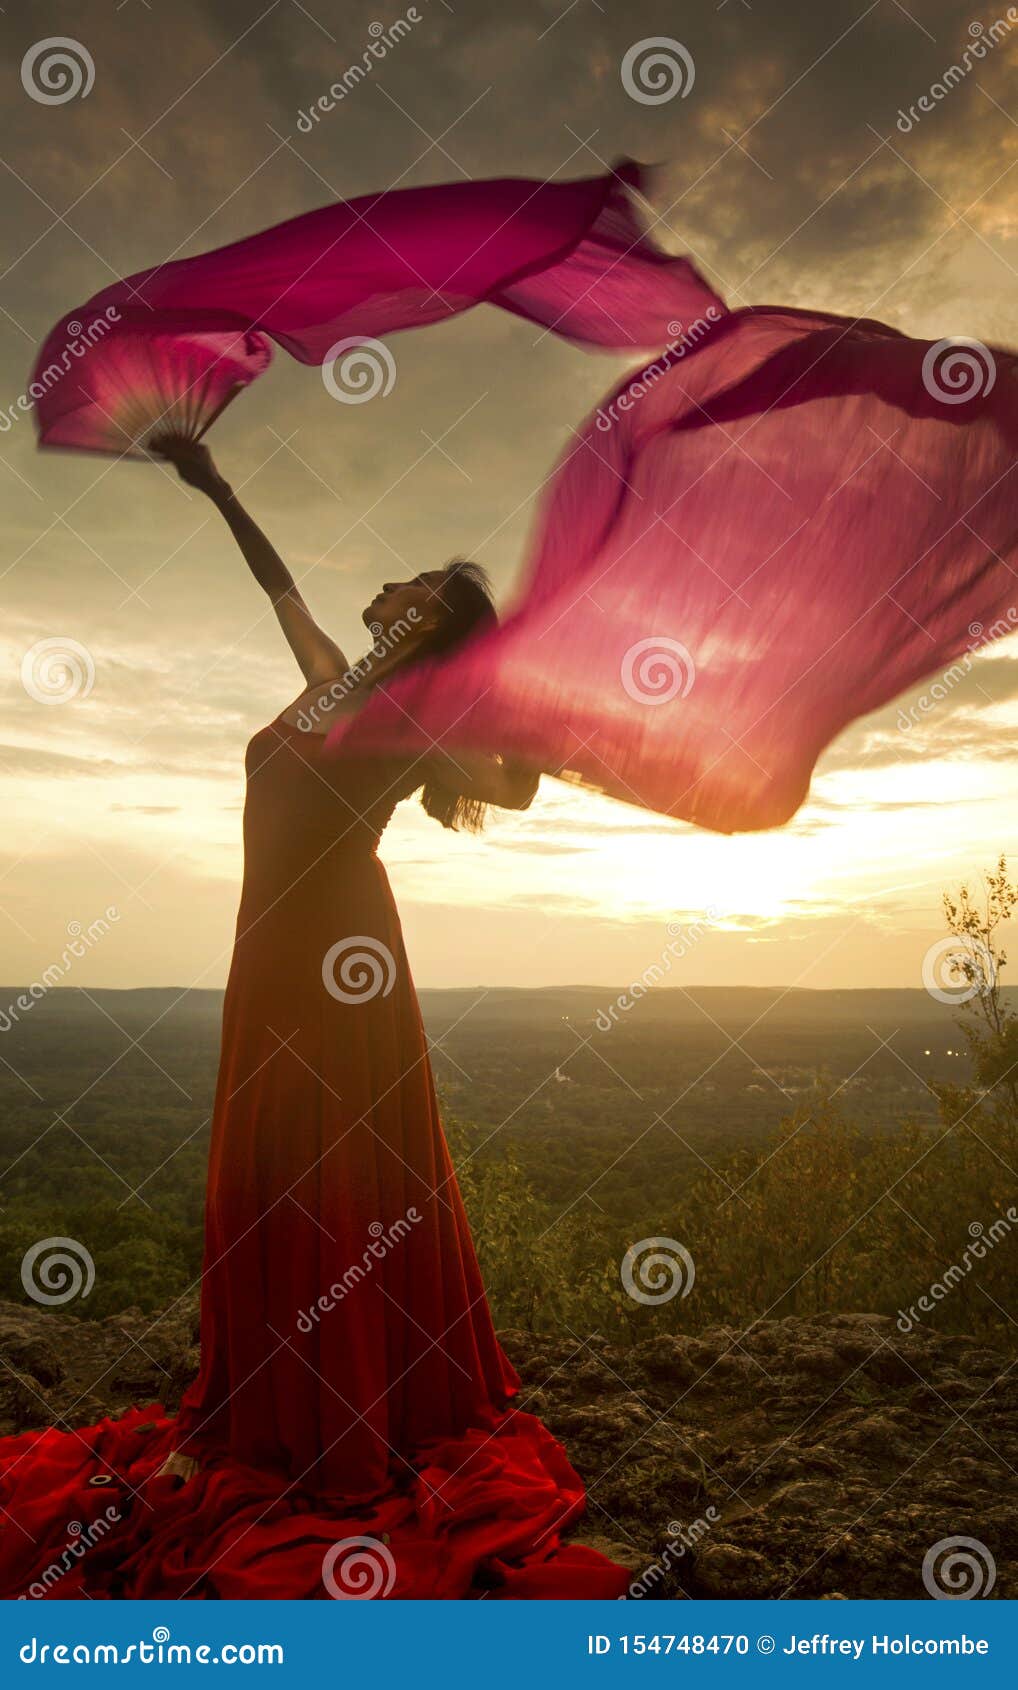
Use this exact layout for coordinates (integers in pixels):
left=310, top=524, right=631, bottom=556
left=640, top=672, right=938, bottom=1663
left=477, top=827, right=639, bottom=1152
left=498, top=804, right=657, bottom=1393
left=416, top=558, right=498, bottom=832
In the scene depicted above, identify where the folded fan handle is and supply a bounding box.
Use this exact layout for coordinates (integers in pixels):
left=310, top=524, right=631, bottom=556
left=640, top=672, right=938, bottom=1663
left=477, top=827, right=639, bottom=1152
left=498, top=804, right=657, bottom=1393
left=142, top=382, right=244, bottom=454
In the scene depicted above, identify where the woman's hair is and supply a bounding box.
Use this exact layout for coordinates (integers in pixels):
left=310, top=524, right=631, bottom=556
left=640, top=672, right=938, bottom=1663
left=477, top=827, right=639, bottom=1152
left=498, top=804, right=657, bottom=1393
left=415, top=558, right=498, bottom=833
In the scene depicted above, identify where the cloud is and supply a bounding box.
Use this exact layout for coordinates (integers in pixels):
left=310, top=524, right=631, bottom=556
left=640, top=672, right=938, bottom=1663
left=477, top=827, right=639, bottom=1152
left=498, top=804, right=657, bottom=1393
left=0, top=742, right=123, bottom=780
left=489, top=838, right=594, bottom=854
left=110, top=803, right=181, bottom=814
left=1, top=0, right=1015, bottom=987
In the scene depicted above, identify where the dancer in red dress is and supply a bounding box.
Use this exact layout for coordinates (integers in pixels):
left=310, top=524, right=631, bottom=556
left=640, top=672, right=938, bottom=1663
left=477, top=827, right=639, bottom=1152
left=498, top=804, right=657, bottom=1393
left=0, top=441, right=629, bottom=1601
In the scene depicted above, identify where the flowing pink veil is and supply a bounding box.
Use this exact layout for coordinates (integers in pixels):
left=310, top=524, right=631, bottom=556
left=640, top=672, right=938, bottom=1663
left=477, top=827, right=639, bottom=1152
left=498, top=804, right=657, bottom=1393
left=31, top=164, right=718, bottom=454
left=31, top=164, right=1018, bottom=830
left=339, top=305, right=1018, bottom=831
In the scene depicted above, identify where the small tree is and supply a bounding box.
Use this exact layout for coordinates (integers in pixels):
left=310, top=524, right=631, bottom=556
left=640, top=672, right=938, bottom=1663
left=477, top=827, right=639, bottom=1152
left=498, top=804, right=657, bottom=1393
left=941, top=853, right=1018, bottom=1110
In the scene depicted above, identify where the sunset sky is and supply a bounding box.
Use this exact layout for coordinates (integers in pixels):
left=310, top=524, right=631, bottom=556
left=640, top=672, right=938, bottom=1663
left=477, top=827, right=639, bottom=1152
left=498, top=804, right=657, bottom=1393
left=2, top=0, right=1017, bottom=992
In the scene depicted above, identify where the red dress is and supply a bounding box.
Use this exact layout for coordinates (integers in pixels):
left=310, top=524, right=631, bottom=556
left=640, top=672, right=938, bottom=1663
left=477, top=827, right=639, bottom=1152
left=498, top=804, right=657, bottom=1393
left=0, top=714, right=629, bottom=1599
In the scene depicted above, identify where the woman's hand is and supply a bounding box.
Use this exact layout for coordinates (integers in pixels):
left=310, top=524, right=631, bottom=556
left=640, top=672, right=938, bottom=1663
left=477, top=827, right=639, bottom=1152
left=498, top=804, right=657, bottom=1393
left=155, top=436, right=349, bottom=683
left=151, top=435, right=230, bottom=501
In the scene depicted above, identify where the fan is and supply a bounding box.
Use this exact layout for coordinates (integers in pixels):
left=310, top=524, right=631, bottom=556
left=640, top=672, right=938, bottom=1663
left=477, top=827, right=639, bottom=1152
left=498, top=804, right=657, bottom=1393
left=31, top=316, right=273, bottom=460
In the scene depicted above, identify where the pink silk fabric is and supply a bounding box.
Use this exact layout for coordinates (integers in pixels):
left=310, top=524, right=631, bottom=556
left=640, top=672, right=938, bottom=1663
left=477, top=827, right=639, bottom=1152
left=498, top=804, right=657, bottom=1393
left=32, top=166, right=1018, bottom=829
left=340, top=302, right=1018, bottom=830
left=31, top=163, right=719, bottom=455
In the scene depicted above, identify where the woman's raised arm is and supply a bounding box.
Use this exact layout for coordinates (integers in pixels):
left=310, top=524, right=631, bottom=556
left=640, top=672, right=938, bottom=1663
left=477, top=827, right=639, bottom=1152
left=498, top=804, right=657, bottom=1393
left=153, top=438, right=348, bottom=685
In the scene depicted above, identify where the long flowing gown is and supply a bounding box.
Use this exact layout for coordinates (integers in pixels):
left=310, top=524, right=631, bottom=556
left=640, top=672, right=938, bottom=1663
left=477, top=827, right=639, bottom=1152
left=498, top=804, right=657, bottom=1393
left=0, top=714, right=629, bottom=1600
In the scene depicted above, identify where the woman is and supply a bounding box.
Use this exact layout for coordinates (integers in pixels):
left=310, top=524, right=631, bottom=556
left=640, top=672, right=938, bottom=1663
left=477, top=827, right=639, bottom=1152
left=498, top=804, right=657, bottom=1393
left=155, top=435, right=538, bottom=1489
left=5, top=437, right=623, bottom=1600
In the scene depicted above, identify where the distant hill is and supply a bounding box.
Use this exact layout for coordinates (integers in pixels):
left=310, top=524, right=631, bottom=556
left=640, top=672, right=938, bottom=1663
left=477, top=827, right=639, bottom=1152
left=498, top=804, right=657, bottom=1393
left=0, top=982, right=987, bottom=1286
left=2, top=981, right=1008, bottom=1033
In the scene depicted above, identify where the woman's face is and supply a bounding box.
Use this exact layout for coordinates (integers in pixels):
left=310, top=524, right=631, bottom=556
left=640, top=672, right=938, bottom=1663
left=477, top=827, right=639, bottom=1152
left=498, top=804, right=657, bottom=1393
left=363, top=570, right=446, bottom=637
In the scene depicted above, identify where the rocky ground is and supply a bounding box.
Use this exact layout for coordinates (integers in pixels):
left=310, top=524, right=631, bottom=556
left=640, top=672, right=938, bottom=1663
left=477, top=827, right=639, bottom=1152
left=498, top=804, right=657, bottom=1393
left=1, top=1299, right=1014, bottom=1599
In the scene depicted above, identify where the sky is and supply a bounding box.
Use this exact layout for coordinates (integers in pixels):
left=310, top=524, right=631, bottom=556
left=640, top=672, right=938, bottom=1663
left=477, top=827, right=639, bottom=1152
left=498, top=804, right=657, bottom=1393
left=1, top=0, right=1017, bottom=992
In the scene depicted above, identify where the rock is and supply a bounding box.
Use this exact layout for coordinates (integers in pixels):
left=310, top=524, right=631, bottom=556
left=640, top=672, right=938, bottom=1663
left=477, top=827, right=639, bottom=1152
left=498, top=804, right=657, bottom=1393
left=0, top=1297, right=1014, bottom=1599
left=2, top=1372, right=49, bottom=1432
left=833, top=1411, right=917, bottom=1462
left=790, top=1345, right=847, bottom=1380
left=862, top=1348, right=920, bottom=1388
left=693, top=1543, right=777, bottom=1598
left=634, top=1336, right=700, bottom=1386
left=508, top=1315, right=1017, bottom=1598
left=767, top=1479, right=836, bottom=1513
left=0, top=1316, right=65, bottom=1387
left=578, top=1534, right=648, bottom=1578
